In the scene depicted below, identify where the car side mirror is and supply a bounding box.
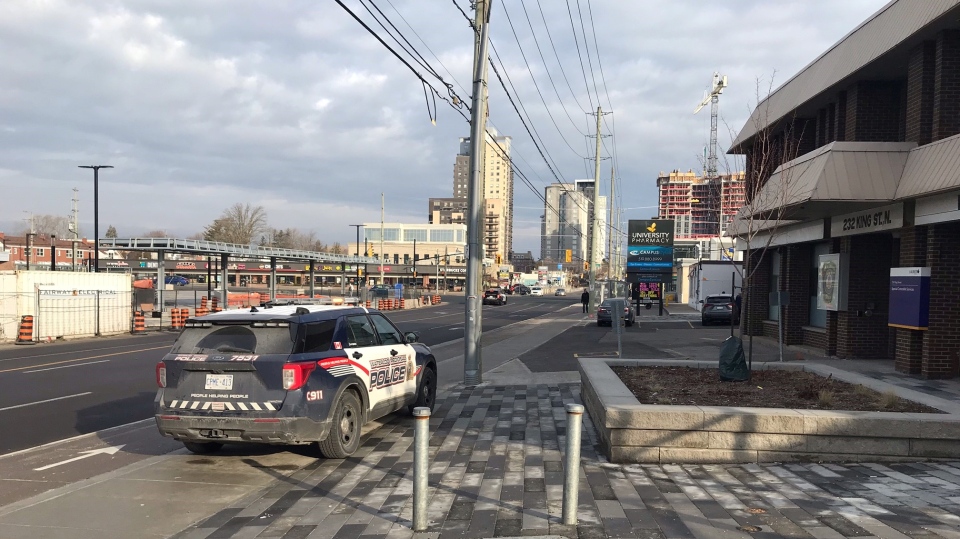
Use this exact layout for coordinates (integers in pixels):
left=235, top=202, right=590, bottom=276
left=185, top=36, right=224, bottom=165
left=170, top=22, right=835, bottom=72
left=699, top=300, right=704, bottom=304
left=404, top=331, right=420, bottom=343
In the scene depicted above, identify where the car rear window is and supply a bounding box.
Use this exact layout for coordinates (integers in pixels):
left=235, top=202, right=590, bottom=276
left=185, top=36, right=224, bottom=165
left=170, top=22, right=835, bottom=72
left=706, top=296, right=732, bottom=304
left=170, top=323, right=297, bottom=355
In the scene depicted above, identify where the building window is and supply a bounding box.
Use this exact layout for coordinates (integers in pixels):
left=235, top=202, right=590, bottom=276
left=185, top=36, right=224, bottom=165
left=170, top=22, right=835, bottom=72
left=404, top=229, right=427, bottom=242
left=808, top=243, right=830, bottom=328
left=768, top=250, right=781, bottom=321
left=393, top=254, right=399, bottom=264
left=36, top=248, right=45, bottom=257
left=430, top=229, right=454, bottom=242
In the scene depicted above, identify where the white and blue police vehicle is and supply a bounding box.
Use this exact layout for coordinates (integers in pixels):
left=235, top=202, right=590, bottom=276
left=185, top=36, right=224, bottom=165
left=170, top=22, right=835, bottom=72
left=154, top=304, right=437, bottom=458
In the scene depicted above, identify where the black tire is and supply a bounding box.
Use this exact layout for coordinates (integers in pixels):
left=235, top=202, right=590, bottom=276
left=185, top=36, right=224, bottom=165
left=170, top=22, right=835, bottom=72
left=409, top=367, right=437, bottom=413
left=701, top=319, right=708, bottom=326
left=183, top=441, right=223, bottom=454
left=319, top=391, right=363, bottom=459
left=626, top=319, right=633, bottom=327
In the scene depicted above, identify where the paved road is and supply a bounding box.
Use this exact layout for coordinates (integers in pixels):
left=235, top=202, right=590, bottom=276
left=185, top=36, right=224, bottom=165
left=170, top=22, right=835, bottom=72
left=0, top=295, right=574, bottom=457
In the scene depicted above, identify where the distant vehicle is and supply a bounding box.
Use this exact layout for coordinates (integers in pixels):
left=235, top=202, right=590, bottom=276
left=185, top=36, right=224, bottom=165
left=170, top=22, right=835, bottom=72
left=154, top=304, right=437, bottom=458
left=597, top=298, right=635, bottom=327
left=554, top=288, right=566, bottom=296
left=153, top=275, right=189, bottom=286
left=530, top=286, right=544, bottom=296
left=701, top=294, right=735, bottom=326
left=482, top=288, right=507, bottom=306
left=370, top=285, right=391, bottom=298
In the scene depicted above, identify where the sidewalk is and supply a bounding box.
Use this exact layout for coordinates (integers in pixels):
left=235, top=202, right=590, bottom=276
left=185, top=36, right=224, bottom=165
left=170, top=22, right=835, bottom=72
left=4, top=314, right=960, bottom=538
left=165, top=371, right=960, bottom=539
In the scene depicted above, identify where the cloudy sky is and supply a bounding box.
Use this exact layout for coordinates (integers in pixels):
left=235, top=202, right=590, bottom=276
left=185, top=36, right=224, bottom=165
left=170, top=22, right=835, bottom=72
left=0, top=0, right=888, bottom=253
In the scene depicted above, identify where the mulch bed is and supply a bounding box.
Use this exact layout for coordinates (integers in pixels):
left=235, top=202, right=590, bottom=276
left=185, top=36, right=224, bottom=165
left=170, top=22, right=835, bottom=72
left=611, top=366, right=944, bottom=413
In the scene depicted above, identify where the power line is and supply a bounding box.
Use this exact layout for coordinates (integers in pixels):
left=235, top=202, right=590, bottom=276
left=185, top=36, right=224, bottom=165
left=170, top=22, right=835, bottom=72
left=564, top=0, right=597, bottom=112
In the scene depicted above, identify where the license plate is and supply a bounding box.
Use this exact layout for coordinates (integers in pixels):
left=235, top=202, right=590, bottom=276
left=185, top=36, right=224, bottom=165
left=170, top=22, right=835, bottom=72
left=205, top=374, right=233, bottom=390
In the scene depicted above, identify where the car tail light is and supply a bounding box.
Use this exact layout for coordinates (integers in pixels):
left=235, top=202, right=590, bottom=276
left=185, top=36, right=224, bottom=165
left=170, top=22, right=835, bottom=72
left=703, top=304, right=713, bottom=311
left=156, top=362, right=166, bottom=388
left=282, top=362, right=316, bottom=390
left=727, top=303, right=734, bottom=309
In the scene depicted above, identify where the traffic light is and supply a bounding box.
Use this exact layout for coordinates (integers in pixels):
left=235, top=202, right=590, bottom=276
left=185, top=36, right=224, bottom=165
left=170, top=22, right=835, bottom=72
left=584, top=261, right=588, bottom=271
left=496, top=254, right=502, bottom=264
left=565, top=249, right=572, bottom=263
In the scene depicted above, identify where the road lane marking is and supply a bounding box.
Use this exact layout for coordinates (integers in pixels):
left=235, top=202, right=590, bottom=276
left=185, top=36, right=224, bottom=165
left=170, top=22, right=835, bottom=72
left=24, top=360, right=111, bottom=373
left=34, top=445, right=125, bottom=471
left=0, top=345, right=170, bottom=374
left=0, top=392, right=92, bottom=412
left=0, top=339, right=177, bottom=363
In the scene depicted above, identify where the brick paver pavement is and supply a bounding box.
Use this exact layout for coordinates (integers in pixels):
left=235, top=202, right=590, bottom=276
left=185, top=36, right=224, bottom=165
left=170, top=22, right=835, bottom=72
left=172, top=384, right=960, bottom=539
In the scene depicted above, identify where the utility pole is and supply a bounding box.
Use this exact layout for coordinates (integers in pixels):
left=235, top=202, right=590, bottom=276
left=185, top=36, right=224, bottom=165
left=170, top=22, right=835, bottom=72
left=380, top=193, right=385, bottom=285
left=607, top=166, right=615, bottom=286
left=464, top=0, right=491, bottom=387
left=71, top=188, right=80, bottom=271
left=588, top=106, right=603, bottom=315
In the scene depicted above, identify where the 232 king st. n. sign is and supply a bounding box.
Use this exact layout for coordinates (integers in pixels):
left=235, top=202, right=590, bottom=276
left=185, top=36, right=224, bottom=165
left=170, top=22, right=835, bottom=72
left=627, top=220, right=674, bottom=282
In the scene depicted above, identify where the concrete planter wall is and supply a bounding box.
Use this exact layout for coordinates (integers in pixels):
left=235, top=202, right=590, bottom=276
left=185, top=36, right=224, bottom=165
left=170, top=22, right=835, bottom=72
left=580, top=359, right=960, bottom=463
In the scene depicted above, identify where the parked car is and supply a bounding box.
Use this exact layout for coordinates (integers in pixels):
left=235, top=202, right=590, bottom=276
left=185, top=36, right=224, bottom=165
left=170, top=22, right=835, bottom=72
left=154, top=304, right=437, bottom=458
left=370, top=285, right=391, bottom=298
left=597, top=298, right=635, bottom=327
left=554, top=288, right=566, bottom=296
left=701, top=294, right=736, bottom=326
left=530, top=286, right=544, bottom=296
left=482, top=288, right=507, bottom=305
left=153, top=275, right=189, bottom=286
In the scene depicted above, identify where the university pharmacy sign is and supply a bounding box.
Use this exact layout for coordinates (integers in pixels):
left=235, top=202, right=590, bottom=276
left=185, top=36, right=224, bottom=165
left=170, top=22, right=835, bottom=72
left=626, top=220, right=674, bottom=282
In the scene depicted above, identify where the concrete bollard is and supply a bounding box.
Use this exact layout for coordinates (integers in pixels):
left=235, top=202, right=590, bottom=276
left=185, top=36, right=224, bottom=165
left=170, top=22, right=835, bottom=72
left=413, top=406, right=431, bottom=531
left=562, top=403, right=584, bottom=526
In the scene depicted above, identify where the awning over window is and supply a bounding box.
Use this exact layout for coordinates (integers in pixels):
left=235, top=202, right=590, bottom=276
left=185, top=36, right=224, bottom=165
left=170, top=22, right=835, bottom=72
left=746, top=142, right=915, bottom=221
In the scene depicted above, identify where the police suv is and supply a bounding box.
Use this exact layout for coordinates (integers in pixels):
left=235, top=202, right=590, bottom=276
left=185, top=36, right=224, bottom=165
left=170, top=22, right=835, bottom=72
left=154, top=304, right=437, bottom=458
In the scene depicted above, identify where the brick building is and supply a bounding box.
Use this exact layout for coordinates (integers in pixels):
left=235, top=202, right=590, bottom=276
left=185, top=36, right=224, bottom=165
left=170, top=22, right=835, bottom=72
left=730, top=0, right=960, bottom=378
left=0, top=233, right=96, bottom=271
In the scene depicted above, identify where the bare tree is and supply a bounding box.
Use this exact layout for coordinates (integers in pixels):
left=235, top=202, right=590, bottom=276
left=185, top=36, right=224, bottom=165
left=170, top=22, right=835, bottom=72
left=720, top=74, right=809, bottom=372
left=329, top=242, right=346, bottom=255
left=203, top=204, right=268, bottom=244
left=144, top=230, right=168, bottom=238
left=18, top=214, right=71, bottom=237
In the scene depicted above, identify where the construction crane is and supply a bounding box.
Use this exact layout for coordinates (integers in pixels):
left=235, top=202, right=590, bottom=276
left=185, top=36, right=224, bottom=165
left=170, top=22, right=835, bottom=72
left=694, top=72, right=728, bottom=179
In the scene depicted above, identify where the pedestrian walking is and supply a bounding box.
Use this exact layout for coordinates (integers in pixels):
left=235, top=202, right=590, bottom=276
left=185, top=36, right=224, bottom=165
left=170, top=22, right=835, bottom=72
left=580, top=288, right=590, bottom=313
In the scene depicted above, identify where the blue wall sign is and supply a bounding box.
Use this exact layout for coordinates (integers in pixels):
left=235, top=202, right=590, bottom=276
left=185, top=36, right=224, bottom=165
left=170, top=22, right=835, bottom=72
left=888, top=267, right=930, bottom=330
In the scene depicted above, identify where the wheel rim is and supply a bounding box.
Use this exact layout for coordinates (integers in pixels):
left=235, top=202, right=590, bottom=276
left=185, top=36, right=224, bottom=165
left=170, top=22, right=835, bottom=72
left=423, top=376, right=434, bottom=407
left=340, top=404, right=357, bottom=445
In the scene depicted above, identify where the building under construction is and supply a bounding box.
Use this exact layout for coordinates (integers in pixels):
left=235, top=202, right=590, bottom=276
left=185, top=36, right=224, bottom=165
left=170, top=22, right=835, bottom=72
left=656, top=170, right=745, bottom=240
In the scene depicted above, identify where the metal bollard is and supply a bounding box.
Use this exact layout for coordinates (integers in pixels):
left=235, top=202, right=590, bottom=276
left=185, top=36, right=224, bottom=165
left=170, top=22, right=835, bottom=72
left=413, top=406, right=431, bottom=531
left=562, top=403, right=584, bottom=526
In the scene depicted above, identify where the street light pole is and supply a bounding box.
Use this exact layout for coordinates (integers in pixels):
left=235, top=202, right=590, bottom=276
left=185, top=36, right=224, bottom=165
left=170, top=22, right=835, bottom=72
left=349, top=224, right=363, bottom=291
left=78, top=165, right=113, bottom=273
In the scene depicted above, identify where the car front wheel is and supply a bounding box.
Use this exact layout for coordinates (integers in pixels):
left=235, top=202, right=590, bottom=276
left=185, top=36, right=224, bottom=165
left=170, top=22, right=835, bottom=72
left=319, top=391, right=362, bottom=459
left=409, top=367, right=436, bottom=413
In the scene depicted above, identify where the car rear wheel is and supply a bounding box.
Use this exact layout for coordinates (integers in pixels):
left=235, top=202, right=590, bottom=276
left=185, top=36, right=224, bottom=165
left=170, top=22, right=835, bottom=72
left=409, top=367, right=436, bottom=413
left=319, top=391, right=362, bottom=459
left=183, top=441, right=223, bottom=454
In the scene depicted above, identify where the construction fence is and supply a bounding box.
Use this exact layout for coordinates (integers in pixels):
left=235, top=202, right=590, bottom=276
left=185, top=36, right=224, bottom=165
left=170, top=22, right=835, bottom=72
left=0, top=271, right=133, bottom=343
